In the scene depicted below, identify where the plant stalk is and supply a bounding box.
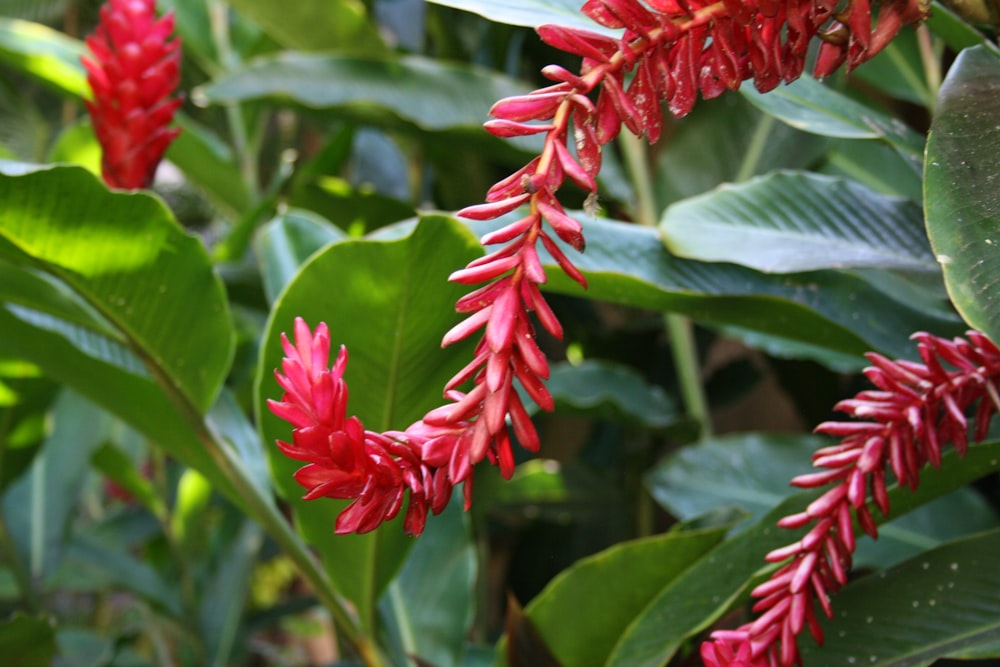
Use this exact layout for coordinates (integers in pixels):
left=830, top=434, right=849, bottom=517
left=619, top=132, right=713, bottom=438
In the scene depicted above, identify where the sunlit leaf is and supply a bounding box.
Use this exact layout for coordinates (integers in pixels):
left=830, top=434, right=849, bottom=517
left=0, top=18, right=87, bottom=97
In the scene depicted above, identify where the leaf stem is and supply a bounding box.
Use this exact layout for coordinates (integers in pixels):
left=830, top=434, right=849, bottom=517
left=619, top=132, right=712, bottom=438
left=208, top=0, right=259, bottom=196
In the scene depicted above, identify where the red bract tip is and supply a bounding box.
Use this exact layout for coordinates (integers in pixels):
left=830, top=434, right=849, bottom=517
left=83, top=0, right=183, bottom=190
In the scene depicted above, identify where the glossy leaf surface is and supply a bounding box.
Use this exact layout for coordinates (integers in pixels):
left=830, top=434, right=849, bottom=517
left=661, top=171, right=936, bottom=274
left=200, top=53, right=529, bottom=131
left=605, top=442, right=1000, bottom=667
left=925, top=46, right=1000, bottom=341
left=800, top=528, right=1000, bottom=665
left=0, top=162, right=234, bottom=413
left=256, top=216, right=483, bottom=630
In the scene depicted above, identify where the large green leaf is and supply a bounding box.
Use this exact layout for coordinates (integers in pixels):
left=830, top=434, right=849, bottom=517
left=604, top=441, right=1000, bottom=667
left=254, top=209, right=345, bottom=305
left=496, top=523, right=732, bottom=667
left=0, top=18, right=87, bottom=98
left=544, top=360, right=677, bottom=428
left=426, top=0, right=617, bottom=33
left=226, top=0, right=383, bottom=53
left=531, top=216, right=961, bottom=361
left=742, top=74, right=925, bottom=166
left=654, top=92, right=828, bottom=207
left=800, top=528, right=1000, bottom=665
left=379, top=496, right=476, bottom=667
left=166, top=114, right=252, bottom=216
left=255, top=215, right=483, bottom=630
left=661, top=171, right=936, bottom=274
left=646, top=432, right=999, bottom=568
left=200, top=53, right=529, bottom=132
left=0, top=162, right=234, bottom=413
left=1, top=391, right=109, bottom=582
left=924, top=46, right=1000, bottom=341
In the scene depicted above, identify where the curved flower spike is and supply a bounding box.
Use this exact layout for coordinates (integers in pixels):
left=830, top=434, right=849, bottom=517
left=82, top=0, right=183, bottom=189
left=701, top=331, right=1000, bottom=666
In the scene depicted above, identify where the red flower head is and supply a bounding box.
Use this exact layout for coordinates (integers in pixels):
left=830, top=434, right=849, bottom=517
left=82, top=0, right=183, bottom=190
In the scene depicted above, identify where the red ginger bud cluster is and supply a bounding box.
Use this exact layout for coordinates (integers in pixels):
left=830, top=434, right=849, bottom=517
left=82, top=0, right=182, bottom=190
left=268, top=0, right=932, bottom=539
left=701, top=332, right=1000, bottom=667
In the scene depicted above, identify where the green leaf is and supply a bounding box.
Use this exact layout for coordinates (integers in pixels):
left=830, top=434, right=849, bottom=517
left=645, top=432, right=999, bottom=568
left=426, top=0, right=617, bottom=33
left=543, top=360, right=677, bottom=428
left=604, top=442, right=1000, bottom=667
left=226, top=0, right=383, bottom=53
left=818, top=137, right=923, bottom=201
left=0, top=613, right=56, bottom=667
left=654, top=92, right=829, bottom=206
left=1, top=391, right=110, bottom=581
left=90, top=443, right=163, bottom=516
left=531, top=216, right=960, bottom=361
left=379, top=496, right=476, bottom=667
left=57, top=532, right=182, bottom=616
left=851, top=28, right=933, bottom=107
left=199, top=520, right=263, bottom=667
left=0, top=162, right=234, bottom=413
left=166, top=114, right=252, bottom=215
left=742, top=74, right=925, bottom=165
left=800, top=528, right=1000, bottom=665
left=199, top=53, right=529, bottom=132
left=496, top=523, right=732, bottom=667
left=927, top=1, right=1000, bottom=54
left=660, top=171, right=936, bottom=274
left=255, top=209, right=345, bottom=305
left=0, top=18, right=87, bottom=98
left=255, top=216, right=484, bottom=630
left=924, top=45, right=1000, bottom=340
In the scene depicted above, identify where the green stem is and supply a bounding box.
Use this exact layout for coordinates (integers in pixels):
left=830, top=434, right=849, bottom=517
left=208, top=0, right=259, bottom=196
left=618, top=132, right=713, bottom=439
left=916, top=23, right=942, bottom=110
left=198, top=419, right=387, bottom=666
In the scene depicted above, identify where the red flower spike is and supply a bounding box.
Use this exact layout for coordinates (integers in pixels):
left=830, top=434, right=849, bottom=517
left=702, top=331, right=1000, bottom=666
left=82, top=0, right=182, bottom=190
left=268, top=0, right=933, bottom=558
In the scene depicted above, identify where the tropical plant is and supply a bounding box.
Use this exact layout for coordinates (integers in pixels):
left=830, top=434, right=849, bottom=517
left=1, top=0, right=1000, bottom=666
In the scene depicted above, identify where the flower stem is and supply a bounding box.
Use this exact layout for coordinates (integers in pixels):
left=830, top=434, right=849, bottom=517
left=619, top=132, right=712, bottom=438
left=208, top=0, right=259, bottom=196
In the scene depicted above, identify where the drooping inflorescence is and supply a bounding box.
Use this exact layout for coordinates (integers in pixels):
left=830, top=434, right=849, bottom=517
left=82, top=0, right=183, bottom=190
left=268, top=0, right=933, bottom=600
left=701, top=332, right=1000, bottom=666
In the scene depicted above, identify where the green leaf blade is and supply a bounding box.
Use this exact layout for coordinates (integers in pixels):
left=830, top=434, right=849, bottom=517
left=200, top=53, right=530, bottom=132
left=255, top=216, right=484, bottom=630
left=0, top=163, right=234, bottom=413
left=925, top=46, right=1000, bottom=340
left=661, top=171, right=936, bottom=274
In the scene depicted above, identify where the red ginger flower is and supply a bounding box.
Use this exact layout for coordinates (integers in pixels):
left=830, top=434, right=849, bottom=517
left=268, top=319, right=465, bottom=535
left=269, top=0, right=933, bottom=538
left=82, top=0, right=182, bottom=190
left=701, top=331, right=1000, bottom=666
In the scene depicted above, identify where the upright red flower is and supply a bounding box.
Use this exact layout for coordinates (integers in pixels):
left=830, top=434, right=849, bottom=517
left=82, top=0, right=183, bottom=190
